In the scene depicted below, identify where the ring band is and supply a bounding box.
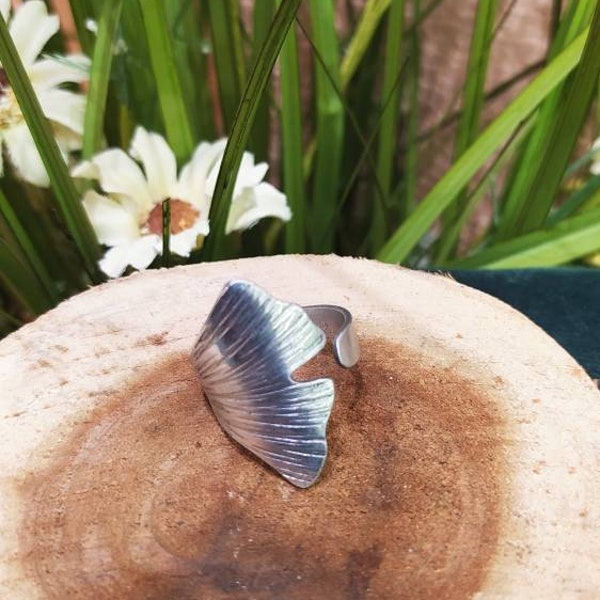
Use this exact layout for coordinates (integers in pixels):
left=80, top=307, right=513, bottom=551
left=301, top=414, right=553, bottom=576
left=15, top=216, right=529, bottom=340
left=192, top=280, right=359, bottom=488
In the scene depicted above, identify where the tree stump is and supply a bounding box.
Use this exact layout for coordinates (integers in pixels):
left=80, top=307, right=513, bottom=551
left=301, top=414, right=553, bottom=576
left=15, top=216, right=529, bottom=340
left=1, top=255, right=599, bottom=599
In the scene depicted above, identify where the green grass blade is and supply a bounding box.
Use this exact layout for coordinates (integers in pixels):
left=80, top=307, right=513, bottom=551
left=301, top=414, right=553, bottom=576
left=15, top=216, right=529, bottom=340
left=203, top=0, right=302, bottom=258
left=339, top=0, right=444, bottom=91
left=307, top=0, right=345, bottom=251
left=497, top=0, right=595, bottom=239
left=371, top=0, right=405, bottom=252
left=448, top=206, right=600, bottom=268
left=0, top=189, right=57, bottom=304
left=165, top=1, right=204, bottom=141
left=138, top=0, right=195, bottom=160
left=117, top=2, right=158, bottom=134
left=0, top=238, right=53, bottom=315
left=377, top=29, right=588, bottom=264
left=0, top=306, right=22, bottom=331
left=499, top=3, right=600, bottom=236
left=453, top=0, right=497, bottom=159
left=403, top=0, right=421, bottom=218
left=296, top=14, right=391, bottom=231
left=547, top=175, right=600, bottom=225
left=250, top=0, right=274, bottom=161
left=548, top=0, right=594, bottom=58
left=0, top=16, right=100, bottom=279
left=82, top=0, right=124, bottom=159
left=438, top=0, right=497, bottom=252
left=275, top=3, right=305, bottom=253
left=435, top=124, right=530, bottom=265
left=169, top=1, right=215, bottom=140
left=67, top=0, right=95, bottom=56
left=206, top=0, right=247, bottom=133
left=341, top=0, right=391, bottom=89
left=302, top=0, right=392, bottom=180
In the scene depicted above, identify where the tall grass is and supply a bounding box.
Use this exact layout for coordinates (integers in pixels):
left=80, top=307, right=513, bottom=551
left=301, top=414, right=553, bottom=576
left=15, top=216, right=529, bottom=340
left=1, top=0, right=600, bottom=336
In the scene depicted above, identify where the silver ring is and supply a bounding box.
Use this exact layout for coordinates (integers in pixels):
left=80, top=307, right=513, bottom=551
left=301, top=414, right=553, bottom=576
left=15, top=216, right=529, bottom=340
left=192, top=280, right=359, bottom=488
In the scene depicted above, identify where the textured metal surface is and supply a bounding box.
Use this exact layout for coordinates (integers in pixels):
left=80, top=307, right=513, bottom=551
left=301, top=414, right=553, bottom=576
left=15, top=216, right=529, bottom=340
left=304, top=305, right=360, bottom=368
left=192, top=280, right=358, bottom=488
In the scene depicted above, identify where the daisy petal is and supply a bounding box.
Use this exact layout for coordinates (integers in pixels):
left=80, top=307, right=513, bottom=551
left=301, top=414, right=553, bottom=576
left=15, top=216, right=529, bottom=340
left=82, top=190, right=139, bottom=246
left=9, top=1, right=59, bottom=67
left=99, top=236, right=160, bottom=278
left=233, top=153, right=269, bottom=196
left=28, top=55, right=91, bottom=90
left=53, top=122, right=83, bottom=152
left=71, top=159, right=99, bottom=179
left=0, top=0, right=10, bottom=23
left=176, top=139, right=227, bottom=207
left=226, top=183, right=291, bottom=234
left=37, top=89, right=86, bottom=135
left=3, top=124, right=49, bottom=186
left=72, top=148, right=154, bottom=212
left=99, top=246, right=129, bottom=278
left=130, top=127, right=177, bottom=201
left=170, top=218, right=209, bottom=257
left=128, top=235, right=161, bottom=270
left=205, top=150, right=269, bottom=199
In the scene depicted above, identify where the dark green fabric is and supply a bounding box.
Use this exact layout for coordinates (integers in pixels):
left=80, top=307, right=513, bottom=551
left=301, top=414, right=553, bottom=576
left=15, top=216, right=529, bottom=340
left=449, top=268, right=599, bottom=379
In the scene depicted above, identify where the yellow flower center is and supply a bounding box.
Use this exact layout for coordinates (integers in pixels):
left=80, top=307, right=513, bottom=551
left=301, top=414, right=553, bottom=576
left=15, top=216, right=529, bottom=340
left=147, top=199, right=199, bottom=235
left=0, top=69, right=23, bottom=128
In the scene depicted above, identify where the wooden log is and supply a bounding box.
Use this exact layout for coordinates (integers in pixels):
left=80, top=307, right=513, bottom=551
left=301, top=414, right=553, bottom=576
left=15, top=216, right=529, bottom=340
left=0, top=255, right=599, bottom=599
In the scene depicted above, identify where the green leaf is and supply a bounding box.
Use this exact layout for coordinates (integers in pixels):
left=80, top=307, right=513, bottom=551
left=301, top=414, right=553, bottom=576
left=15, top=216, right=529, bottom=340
left=206, top=0, right=247, bottom=133
left=435, top=122, right=533, bottom=264
left=82, top=0, right=124, bottom=159
left=547, top=174, right=600, bottom=225
left=436, top=0, right=497, bottom=257
left=341, top=0, right=392, bottom=89
left=166, top=1, right=215, bottom=140
left=275, top=3, right=306, bottom=253
left=0, top=238, right=53, bottom=315
left=377, top=28, right=588, bottom=264
left=496, top=0, right=595, bottom=240
left=250, top=0, right=274, bottom=161
left=0, top=188, right=57, bottom=304
left=448, top=206, right=600, bottom=268
left=371, top=0, right=405, bottom=252
left=138, top=0, right=195, bottom=160
left=497, top=1, right=600, bottom=237
left=403, top=0, right=421, bottom=219
left=67, top=0, right=95, bottom=56
left=454, top=0, right=497, bottom=158
left=307, top=0, right=345, bottom=252
left=0, top=15, right=101, bottom=279
left=203, top=0, right=302, bottom=258
left=302, top=0, right=394, bottom=184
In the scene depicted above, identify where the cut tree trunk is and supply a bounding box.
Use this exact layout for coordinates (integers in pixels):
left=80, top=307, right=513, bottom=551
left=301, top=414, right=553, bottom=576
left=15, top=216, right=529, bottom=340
left=1, top=255, right=599, bottom=599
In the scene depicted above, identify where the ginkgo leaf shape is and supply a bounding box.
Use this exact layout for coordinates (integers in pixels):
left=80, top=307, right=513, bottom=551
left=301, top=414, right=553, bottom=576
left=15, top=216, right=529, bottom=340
left=192, top=280, right=335, bottom=488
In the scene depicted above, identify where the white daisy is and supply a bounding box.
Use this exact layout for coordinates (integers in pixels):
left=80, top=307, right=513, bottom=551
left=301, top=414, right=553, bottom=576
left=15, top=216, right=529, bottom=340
left=73, top=126, right=291, bottom=278
left=0, top=0, right=89, bottom=186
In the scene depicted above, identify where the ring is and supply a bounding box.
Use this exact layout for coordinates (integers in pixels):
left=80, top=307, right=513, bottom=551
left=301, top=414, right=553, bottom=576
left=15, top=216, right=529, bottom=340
left=192, top=280, right=359, bottom=488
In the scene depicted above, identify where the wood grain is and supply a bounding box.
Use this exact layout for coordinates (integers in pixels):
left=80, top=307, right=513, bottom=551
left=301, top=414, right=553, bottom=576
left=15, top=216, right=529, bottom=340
left=1, top=255, right=599, bottom=598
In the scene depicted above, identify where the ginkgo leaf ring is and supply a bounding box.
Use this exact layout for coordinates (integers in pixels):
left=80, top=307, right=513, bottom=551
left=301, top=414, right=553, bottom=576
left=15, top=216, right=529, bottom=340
left=192, top=280, right=360, bottom=488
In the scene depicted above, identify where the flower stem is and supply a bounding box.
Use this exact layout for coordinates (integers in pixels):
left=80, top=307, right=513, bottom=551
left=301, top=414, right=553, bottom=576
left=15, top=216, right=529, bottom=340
left=161, top=199, right=171, bottom=268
